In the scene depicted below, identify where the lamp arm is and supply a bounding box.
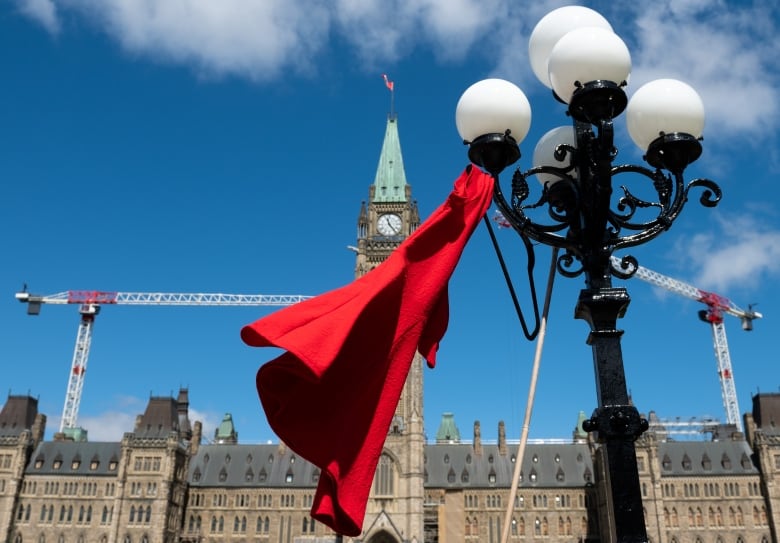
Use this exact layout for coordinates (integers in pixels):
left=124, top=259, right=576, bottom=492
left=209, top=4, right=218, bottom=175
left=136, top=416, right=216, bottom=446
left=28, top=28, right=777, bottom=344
left=492, top=171, right=575, bottom=249
left=611, top=169, right=721, bottom=250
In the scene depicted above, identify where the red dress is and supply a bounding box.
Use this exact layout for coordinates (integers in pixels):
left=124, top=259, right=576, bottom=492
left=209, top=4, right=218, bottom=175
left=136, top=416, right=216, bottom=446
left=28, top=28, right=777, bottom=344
left=241, top=165, right=494, bottom=536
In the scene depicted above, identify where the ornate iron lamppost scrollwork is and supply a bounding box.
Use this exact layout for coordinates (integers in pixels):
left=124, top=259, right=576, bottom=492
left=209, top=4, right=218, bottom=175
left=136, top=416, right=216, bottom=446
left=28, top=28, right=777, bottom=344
left=455, top=6, right=722, bottom=543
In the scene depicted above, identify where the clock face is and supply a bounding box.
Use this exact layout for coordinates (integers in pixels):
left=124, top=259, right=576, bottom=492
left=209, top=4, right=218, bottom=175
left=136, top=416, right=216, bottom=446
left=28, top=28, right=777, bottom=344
left=377, top=213, right=402, bottom=236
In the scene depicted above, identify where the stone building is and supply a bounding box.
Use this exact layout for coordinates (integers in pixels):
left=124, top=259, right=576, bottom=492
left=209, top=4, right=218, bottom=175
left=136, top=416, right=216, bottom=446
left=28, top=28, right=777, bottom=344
left=1, top=115, right=778, bottom=543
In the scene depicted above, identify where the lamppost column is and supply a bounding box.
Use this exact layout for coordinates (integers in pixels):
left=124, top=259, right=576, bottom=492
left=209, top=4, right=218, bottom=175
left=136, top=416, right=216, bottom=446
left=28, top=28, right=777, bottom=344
left=577, top=287, right=648, bottom=543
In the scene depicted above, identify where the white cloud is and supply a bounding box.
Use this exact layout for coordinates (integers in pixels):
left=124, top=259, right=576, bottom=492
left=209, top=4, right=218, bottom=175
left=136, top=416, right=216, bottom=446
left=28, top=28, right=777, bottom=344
left=675, top=214, right=780, bottom=294
left=14, top=0, right=60, bottom=34
left=13, top=0, right=780, bottom=144
left=332, top=0, right=515, bottom=65
left=45, top=397, right=220, bottom=443
left=189, top=407, right=219, bottom=442
left=54, top=0, right=333, bottom=81
left=616, top=0, right=780, bottom=139
left=74, top=411, right=137, bottom=441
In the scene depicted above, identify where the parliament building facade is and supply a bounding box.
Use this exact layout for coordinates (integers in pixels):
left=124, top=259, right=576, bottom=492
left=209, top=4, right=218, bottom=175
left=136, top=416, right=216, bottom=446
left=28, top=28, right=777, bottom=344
left=2, top=116, right=778, bottom=543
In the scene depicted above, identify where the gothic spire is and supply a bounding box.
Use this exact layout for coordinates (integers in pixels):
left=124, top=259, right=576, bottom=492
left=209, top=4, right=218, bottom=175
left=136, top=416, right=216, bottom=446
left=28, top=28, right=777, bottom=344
left=372, top=115, right=408, bottom=203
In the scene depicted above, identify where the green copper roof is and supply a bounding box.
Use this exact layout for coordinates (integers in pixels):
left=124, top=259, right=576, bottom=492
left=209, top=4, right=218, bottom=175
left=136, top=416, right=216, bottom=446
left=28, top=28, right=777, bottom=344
left=574, top=411, right=588, bottom=440
left=435, top=412, right=461, bottom=443
left=372, top=115, right=408, bottom=203
left=215, top=413, right=237, bottom=443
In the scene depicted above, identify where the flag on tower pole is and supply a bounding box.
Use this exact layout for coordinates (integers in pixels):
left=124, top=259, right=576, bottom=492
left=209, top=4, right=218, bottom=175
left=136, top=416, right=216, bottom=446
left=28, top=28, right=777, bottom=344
left=382, top=74, right=395, bottom=118
left=382, top=73, right=394, bottom=91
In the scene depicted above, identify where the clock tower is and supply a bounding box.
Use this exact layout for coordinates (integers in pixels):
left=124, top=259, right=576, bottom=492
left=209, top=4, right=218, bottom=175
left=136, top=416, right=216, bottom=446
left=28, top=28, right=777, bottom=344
left=356, top=114, right=425, bottom=543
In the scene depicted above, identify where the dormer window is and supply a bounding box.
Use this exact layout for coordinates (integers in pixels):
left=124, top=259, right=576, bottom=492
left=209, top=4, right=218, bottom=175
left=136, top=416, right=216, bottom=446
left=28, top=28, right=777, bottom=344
left=682, top=454, right=692, bottom=471
left=662, top=455, right=672, bottom=470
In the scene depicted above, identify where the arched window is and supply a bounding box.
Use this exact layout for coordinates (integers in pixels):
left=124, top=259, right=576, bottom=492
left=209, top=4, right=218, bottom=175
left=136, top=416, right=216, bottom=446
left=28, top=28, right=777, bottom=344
left=374, top=454, right=395, bottom=496
left=144, top=506, right=151, bottom=523
left=210, top=516, right=217, bottom=532
left=129, top=507, right=135, bottom=523
left=264, top=516, right=270, bottom=533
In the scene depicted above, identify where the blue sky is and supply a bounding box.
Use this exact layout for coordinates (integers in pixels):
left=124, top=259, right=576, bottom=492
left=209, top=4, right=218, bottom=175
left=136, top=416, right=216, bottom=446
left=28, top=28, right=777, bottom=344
left=2, top=0, right=779, bottom=445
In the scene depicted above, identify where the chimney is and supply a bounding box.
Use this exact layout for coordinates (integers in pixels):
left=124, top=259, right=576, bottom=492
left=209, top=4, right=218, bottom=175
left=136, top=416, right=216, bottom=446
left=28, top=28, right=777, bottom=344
left=498, top=421, right=507, bottom=456
left=473, top=421, right=482, bottom=456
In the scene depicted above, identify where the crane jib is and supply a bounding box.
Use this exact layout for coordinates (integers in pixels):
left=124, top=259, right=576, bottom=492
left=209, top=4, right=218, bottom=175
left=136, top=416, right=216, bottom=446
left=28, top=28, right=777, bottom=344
left=67, top=291, right=119, bottom=304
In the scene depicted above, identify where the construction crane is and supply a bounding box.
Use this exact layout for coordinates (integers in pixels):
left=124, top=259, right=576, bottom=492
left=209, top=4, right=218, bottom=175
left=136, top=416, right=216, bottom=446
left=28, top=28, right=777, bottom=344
left=610, top=257, right=762, bottom=433
left=16, top=289, right=311, bottom=437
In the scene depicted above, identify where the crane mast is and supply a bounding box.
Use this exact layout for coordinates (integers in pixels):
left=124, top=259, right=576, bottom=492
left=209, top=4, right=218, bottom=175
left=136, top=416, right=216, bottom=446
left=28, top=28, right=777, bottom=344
left=16, top=289, right=311, bottom=437
left=611, top=257, right=762, bottom=432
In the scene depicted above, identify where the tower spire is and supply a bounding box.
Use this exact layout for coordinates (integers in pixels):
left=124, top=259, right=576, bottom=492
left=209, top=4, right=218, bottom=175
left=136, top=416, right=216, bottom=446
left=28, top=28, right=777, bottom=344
left=372, top=115, right=408, bottom=203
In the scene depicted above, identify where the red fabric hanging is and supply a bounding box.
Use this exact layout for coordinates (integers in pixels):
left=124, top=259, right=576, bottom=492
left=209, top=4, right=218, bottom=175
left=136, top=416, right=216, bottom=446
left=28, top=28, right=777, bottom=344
left=241, top=165, right=493, bottom=536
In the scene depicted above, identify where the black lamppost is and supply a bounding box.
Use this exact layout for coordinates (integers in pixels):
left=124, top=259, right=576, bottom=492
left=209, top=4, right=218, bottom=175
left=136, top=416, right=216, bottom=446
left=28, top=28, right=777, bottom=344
left=455, top=7, right=721, bottom=543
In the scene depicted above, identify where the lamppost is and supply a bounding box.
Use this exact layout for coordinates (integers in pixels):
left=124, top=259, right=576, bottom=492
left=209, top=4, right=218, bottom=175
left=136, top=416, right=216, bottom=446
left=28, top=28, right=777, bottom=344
left=455, top=6, right=721, bottom=543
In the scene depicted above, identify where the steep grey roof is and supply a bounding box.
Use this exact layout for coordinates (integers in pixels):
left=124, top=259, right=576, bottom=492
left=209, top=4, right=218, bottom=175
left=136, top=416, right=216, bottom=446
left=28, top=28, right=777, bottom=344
left=752, top=393, right=780, bottom=435
left=187, top=442, right=595, bottom=490
left=25, top=441, right=121, bottom=476
left=134, top=396, right=181, bottom=438
left=657, top=440, right=758, bottom=476
left=425, top=443, right=593, bottom=489
left=188, top=444, right=320, bottom=488
left=0, top=395, right=38, bottom=437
